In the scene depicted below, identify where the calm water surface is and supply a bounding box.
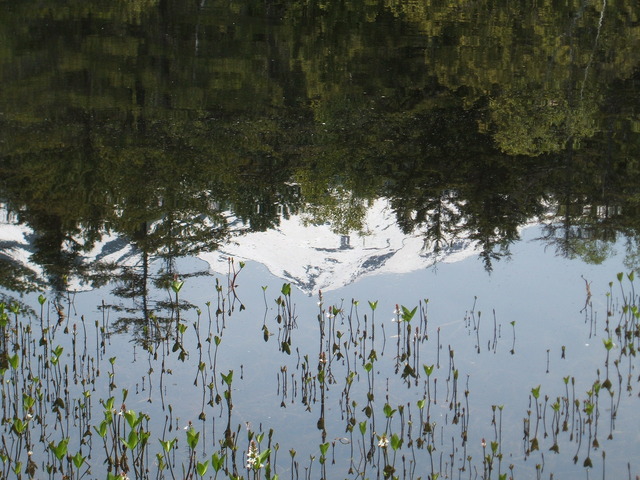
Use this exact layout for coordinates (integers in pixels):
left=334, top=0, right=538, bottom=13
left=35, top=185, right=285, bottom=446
left=1, top=1, right=640, bottom=479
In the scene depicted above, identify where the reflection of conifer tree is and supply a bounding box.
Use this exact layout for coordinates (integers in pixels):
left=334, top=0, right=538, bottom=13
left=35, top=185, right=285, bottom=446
left=1, top=0, right=640, bottom=302
left=26, top=213, right=82, bottom=295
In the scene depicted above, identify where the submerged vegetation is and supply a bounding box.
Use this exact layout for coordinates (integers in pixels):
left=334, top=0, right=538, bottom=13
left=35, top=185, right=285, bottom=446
left=0, top=266, right=638, bottom=479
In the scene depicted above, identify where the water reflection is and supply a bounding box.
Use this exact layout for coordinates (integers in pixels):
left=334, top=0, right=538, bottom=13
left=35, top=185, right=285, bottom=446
left=2, top=2, right=640, bottom=296
left=0, top=240, right=637, bottom=479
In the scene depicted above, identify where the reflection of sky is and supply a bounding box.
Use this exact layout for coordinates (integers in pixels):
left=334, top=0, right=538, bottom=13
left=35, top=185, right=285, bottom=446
left=1, top=224, right=636, bottom=478
left=214, top=224, right=635, bottom=477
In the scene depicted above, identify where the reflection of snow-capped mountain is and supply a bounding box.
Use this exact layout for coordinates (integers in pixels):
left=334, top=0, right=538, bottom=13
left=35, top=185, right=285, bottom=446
left=199, top=199, right=479, bottom=293
left=1, top=199, right=480, bottom=294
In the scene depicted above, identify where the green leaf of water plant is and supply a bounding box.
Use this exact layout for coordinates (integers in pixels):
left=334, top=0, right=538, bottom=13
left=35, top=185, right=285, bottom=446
left=140, top=430, right=151, bottom=448
left=196, top=460, right=209, bottom=476
left=22, top=394, right=35, bottom=411
left=121, top=430, right=139, bottom=450
left=401, top=305, right=417, bottom=322
left=102, top=396, right=115, bottom=411
left=159, top=438, right=176, bottom=453
left=186, top=427, right=200, bottom=449
left=221, top=370, right=233, bottom=386
left=531, top=385, right=541, bottom=400
left=38, top=294, right=46, bottom=305
left=383, top=404, right=396, bottom=418
left=94, top=420, right=108, bottom=438
left=49, top=438, right=69, bottom=461
left=12, top=418, right=26, bottom=435
left=390, top=433, right=402, bottom=451
left=171, top=280, right=184, bottom=293
left=359, top=421, right=367, bottom=435
left=319, top=443, right=329, bottom=456
left=123, top=409, right=140, bottom=429
left=257, top=448, right=270, bottom=464
left=368, top=300, right=378, bottom=311
left=211, top=452, right=225, bottom=472
left=8, top=354, right=19, bottom=370
left=72, top=451, right=85, bottom=468
left=281, top=283, right=291, bottom=296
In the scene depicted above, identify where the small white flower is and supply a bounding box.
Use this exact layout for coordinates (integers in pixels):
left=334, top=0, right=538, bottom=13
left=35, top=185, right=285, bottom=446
left=246, top=440, right=262, bottom=470
left=377, top=434, right=389, bottom=448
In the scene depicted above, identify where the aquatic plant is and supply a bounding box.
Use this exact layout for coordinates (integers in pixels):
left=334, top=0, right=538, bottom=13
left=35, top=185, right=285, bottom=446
left=0, top=268, right=638, bottom=479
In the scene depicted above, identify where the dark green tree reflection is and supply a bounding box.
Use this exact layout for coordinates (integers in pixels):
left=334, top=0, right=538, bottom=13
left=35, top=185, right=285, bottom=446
left=1, top=0, right=640, bottom=304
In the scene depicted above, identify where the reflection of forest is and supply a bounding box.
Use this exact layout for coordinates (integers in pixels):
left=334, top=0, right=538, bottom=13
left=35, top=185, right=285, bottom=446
left=1, top=0, right=640, bottom=295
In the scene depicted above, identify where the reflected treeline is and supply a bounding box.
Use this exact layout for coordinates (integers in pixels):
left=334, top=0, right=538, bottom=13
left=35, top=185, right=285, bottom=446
left=1, top=0, right=640, bottom=302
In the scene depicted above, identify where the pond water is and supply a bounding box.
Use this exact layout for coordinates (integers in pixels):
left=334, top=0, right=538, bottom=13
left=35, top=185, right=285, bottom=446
left=1, top=222, right=638, bottom=479
left=1, top=1, right=640, bottom=479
